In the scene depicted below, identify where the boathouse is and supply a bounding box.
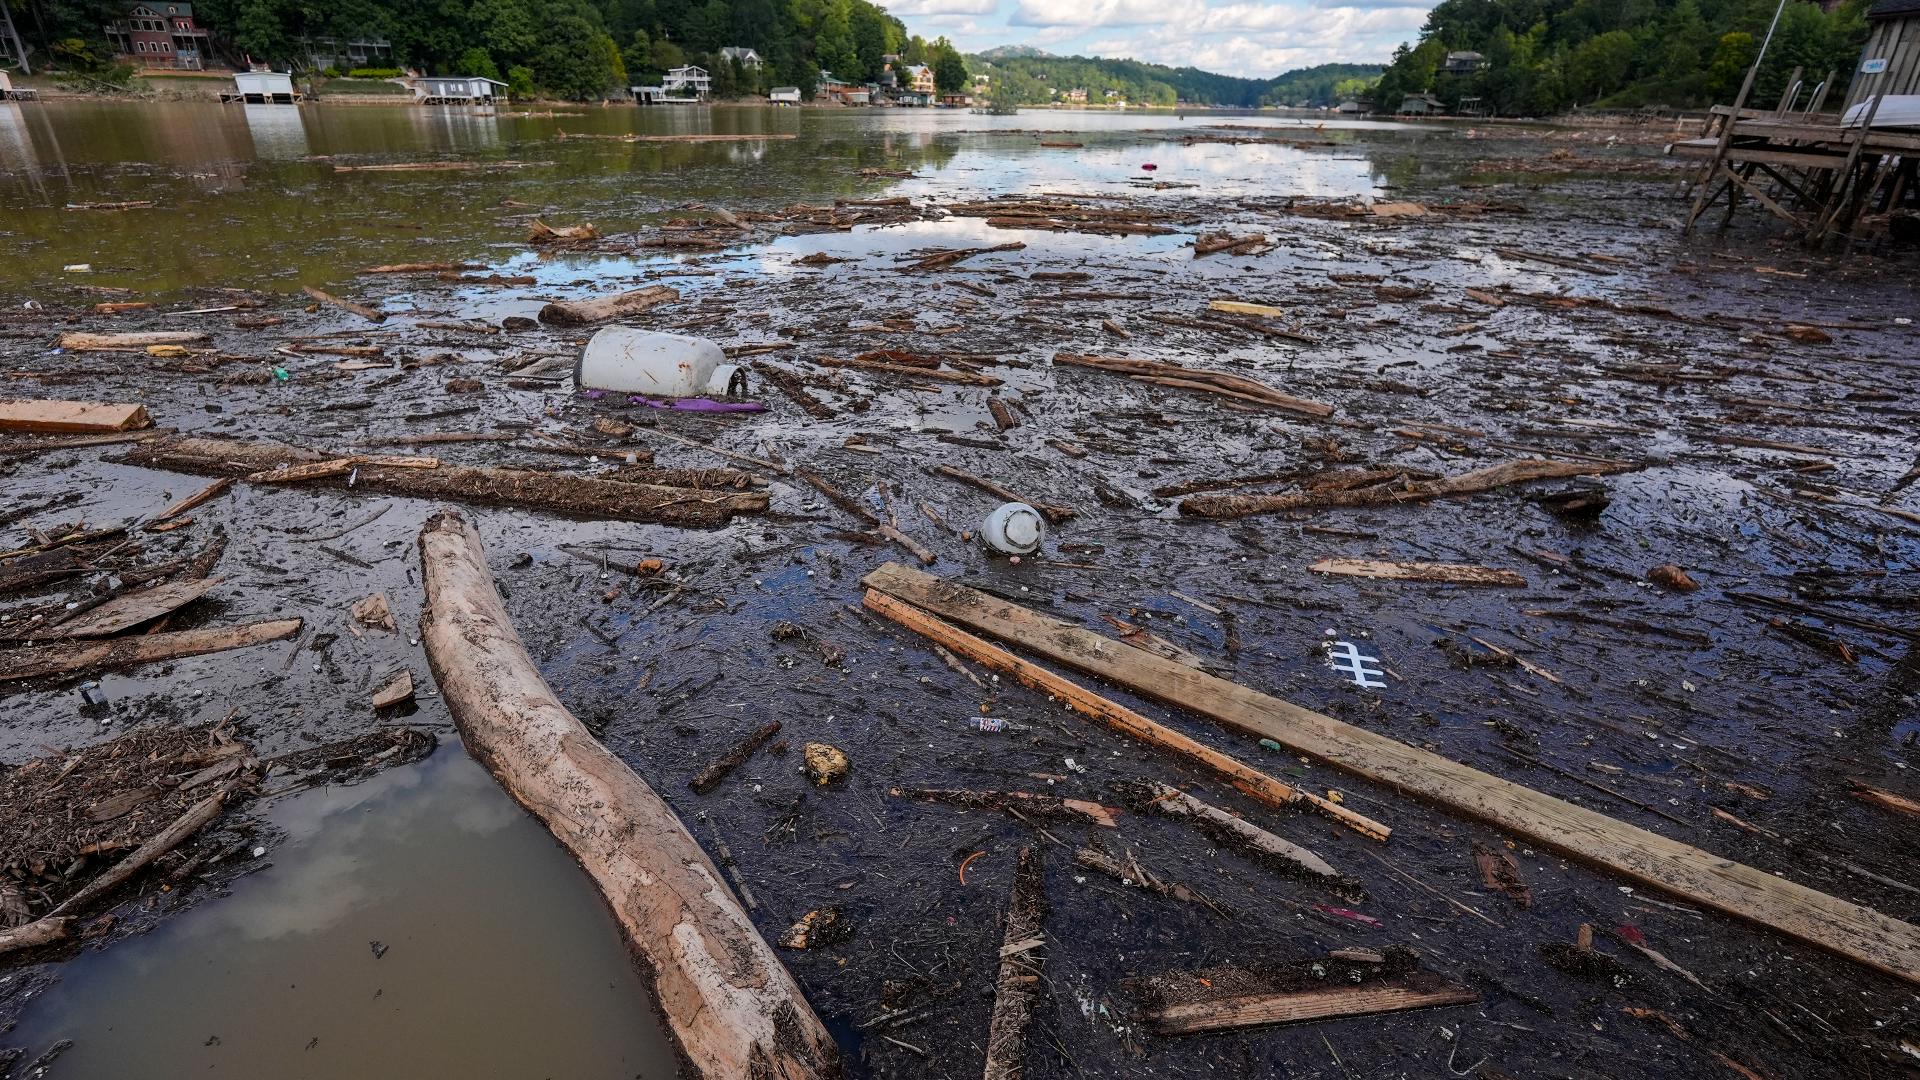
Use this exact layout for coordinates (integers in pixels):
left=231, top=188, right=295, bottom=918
left=416, top=76, right=507, bottom=105
left=227, top=70, right=297, bottom=104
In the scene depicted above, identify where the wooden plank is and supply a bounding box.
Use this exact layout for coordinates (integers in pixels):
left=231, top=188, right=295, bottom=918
left=1149, top=984, right=1479, bottom=1035
left=47, top=577, right=226, bottom=638
left=1309, top=558, right=1526, bottom=587
left=860, top=563, right=1920, bottom=987
left=861, top=589, right=1387, bottom=840
left=0, top=618, right=302, bottom=682
left=0, top=399, right=153, bottom=434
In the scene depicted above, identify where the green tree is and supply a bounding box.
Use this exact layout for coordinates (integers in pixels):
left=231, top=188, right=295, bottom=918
left=1705, top=30, right=1755, bottom=100
left=452, top=46, right=500, bottom=78
left=931, top=38, right=965, bottom=93
left=506, top=63, right=536, bottom=97
left=1566, top=28, right=1634, bottom=101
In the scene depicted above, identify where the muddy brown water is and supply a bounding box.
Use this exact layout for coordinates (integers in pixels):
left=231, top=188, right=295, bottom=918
left=3, top=101, right=1919, bottom=1079
left=2, top=746, right=677, bottom=1078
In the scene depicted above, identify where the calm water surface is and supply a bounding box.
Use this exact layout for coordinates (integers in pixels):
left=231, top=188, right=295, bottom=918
left=0, top=102, right=1417, bottom=294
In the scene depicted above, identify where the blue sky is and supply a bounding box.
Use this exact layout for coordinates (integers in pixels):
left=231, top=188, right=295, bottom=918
left=886, top=0, right=1432, bottom=78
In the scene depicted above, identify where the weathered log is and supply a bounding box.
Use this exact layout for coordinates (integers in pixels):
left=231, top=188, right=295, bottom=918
left=1181, top=459, right=1633, bottom=519
left=1053, top=353, right=1331, bottom=417
left=145, top=477, right=234, bottom=526
left=0, top=918, right=70, bottom=956
left=54, top=787, right=233, bottom=917
left=929, top=465, right=1076, bottom=523
left=56, top=332, right=208, bottom=352
left=538, top=285, right=678, bottom=326
left=983, top=847, right=1047, bottom=1080
left=121, top=435, right=764, bottom=528
left=301, top=285, right=385, bottom=323
left=417, top=511, right=839, bottom=1079
left=1309, top=559, right=1527, bottom=587
left=0, top=618, right=301, bottom=682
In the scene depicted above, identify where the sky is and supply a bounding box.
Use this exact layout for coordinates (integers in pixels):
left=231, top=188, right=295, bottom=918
left=883, top=0, right=1433, bottom=79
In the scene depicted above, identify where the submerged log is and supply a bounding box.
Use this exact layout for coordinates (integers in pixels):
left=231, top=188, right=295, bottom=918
left=417, top=510, right=839, bottom=1079
left=1181, top=458, right=1633, bottom=519
left=121, top=435, right=764, bottom=528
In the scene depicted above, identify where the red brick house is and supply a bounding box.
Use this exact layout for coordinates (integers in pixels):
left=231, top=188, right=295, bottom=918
left=105, top=2, right=213, bottom=70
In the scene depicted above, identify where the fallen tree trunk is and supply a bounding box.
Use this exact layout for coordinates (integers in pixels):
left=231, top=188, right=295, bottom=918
left=983, top=847, right=1047, bottom=1080
left=861, top=561, right=1920, bottom=987
left=0, top=618, right=301, bottom=682
left=1182, top=458, right=1632, bottom=518
left=418, top=510, right=839, bottom=1079
left=121, top=435, right=764, bottom=528
left=539, top=285, right=679, bottom=326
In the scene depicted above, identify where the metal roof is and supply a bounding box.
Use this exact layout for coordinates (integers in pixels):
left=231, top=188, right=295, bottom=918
left=1868, top=0, right=1920, bottom=19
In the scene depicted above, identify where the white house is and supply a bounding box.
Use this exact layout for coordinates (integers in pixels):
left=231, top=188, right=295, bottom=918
left=231, top=70, right=295, bottom=104
left=662, top=65, right=711, bottom=98
left=416, top=75, right=508, bottom=104
left=719, top=46, right=763, bottom=69
left=769, top=86, right=801, bottom=104
left=632, top=85, right=667, bottom=104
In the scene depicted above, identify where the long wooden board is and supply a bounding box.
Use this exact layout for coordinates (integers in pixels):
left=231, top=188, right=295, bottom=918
left=0, top=399, right=153, bottom=434
left=861, top=562, right=1920, bottom=987
left=1148, top=984, right=1480, bottom=1035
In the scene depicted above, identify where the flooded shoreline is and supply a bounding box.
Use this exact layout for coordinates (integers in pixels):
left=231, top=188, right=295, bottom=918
left=3, top=102, right=1918, bottom=1078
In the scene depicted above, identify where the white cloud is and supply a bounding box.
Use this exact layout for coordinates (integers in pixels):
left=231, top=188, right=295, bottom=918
left=1008, top=0, right=1201, bottom=29
left=887, top=0, right=999, bottom=15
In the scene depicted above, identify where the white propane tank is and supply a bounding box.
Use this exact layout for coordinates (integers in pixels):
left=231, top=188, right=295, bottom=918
left=575, top=327, right=747, bottom=397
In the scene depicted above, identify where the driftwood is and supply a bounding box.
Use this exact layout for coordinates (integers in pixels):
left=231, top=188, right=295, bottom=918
left=1053, top=353, right=1331, bottom=417
left=301, top=285, right=385, bottom=323
left=929, top=465, right=1076, bottom=523
left=690, top=720, right=782, bottom=794
left=43, top=577, right=226, bottom=638
left=862, top=561, right=1920, bottom=987
left=1182, top=459, right=1633, bottom=519
left=538, top=285, right=678, bottom=325
left=815, top=355, right=1005, bottom=386
left=56, top=331, right=208, bottom=352
left=1309, top=559, right=1527, bottom=587
left=760, top=365, right=837, bottom=420
left=901, top=241, right=1025, bottom=272
left=0, top=399, right=154, bottom=434
left=145, top=477, right=233, bottom=526
left=861, top=589, right=1385, bottom=840
left=0, top=618, right=301, bottom=682
left=527, top=219, right=600, bottom=244
left=122, top=435, right=765, bottom=528
left=983, top=847, right=1047, bottom=1080
left=1122, top=781, right=1352, bottom=891
left=359, top=262, right=489, bottom=274
left=416, top=510, right=839, bottom=1079
left=890, top=787, right=1120, bottom=828
left=1074, top=846, right=1224, bottom=912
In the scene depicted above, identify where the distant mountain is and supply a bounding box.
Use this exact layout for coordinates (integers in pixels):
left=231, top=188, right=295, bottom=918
left=967, top=54, right=1382, bottom=108
left=976, top=45, right=1054, bottom=60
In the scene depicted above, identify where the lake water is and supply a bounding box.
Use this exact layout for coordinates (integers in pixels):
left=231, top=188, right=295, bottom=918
left=0, top=102, right=1417, bottom=296
left=4, top=747, right=678, bottom=1079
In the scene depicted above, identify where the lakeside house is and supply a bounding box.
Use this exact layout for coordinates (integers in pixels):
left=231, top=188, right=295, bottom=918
left=104, top=2, right=212, bottom=71
left=1441, top=50, right=1487, bottom=76
left=902, top=63, right=934, bottom=94
left=1064, top=87, right=1088, bottom=104
left=769, top=86, right=800, bottom=104
left=415, top=75, right=507, bottom=105
left=1398, top=92, right=1445, bottom=115
left=301, top=36, right=394, bottom=71
left=719, top=47, right=763, bottom=70
left=1335, top=99, right=1366, bottom=114
left=227, top=70, right=296, bottom=103
left=662, top=65, right=711, bottom=99
left=938, top=92, right=970, bottom=107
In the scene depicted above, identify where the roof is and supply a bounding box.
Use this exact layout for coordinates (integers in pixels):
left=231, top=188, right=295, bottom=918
left=1445, top=50, right=1484, bottom=60
left=1868, top=0, right=1920, bottom=16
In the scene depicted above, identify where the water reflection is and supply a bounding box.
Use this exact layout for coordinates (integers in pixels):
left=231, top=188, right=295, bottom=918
left=241, top=104, right=310, bottom=160
left=5, top=746, right=677, bottom=1080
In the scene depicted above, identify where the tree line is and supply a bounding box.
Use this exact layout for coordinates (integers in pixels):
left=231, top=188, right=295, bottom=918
left=8, top=0, right=977, bottom=100
left=972, top=54, right=1386, bottom=108
left=1371, top=0, right=1871, bottom=115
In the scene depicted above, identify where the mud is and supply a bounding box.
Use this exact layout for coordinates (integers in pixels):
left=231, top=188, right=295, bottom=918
left=3, top=104, right=1919, bottom=1078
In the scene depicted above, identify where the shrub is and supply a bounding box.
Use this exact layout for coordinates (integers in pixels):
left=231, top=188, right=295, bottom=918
left=347, top=67, right=403, bottom=79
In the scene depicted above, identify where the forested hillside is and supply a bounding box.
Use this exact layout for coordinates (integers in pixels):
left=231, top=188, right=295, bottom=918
left=972, top=55, right=1382, bottom=107
left=1372, top=0, right=1870, bottom=115
left=16, top=0, right=957, bottom=100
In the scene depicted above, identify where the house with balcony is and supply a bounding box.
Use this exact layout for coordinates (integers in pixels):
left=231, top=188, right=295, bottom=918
left=662, top=65, right=711, bottom=99
left=719, top=47, right=763, bottom=70
left=302, top=36, right=394, bottom=71
left=901, top=63, right=934, bottom=94
left=105, top=2, right=213, bottom=70
left=1440, top=50, right=1487, bottom=76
